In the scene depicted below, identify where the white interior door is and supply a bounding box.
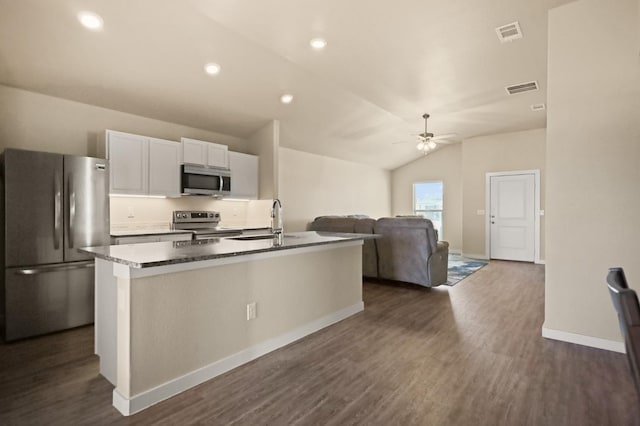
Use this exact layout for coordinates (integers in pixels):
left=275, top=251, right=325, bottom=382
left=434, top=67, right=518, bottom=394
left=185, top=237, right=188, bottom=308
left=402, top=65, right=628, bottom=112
left=490, top=174, right=535, bottom=261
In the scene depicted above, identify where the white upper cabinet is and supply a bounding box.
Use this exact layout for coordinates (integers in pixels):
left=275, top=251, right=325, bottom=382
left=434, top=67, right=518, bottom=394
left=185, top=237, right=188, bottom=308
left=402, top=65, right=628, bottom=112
left=181, top=137, right=228, bottom=168
left=182, top=138, right=207, bottom=166
left=207, top=143, right=228, bottom=168
left=107, top=131, right=148, bottom=195
left=228, top=151, right=258, bottom=199
left=148, top=137, right=181, bottom=197
left=107, top=130, right=180, bottom=197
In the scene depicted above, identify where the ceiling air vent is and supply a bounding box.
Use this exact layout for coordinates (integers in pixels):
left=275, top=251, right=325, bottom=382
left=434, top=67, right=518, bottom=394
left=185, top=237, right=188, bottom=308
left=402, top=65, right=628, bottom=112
left=530, top=103, right=546, bottom=111
left=505, top=81, right=538, bottom=95
left=495, top=21, right=523, bottom=42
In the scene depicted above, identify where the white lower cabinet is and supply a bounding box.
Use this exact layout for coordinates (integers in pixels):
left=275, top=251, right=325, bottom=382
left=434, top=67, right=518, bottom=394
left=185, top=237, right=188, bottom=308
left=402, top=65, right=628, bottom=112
left=107, top=130, right=181, bottom=197
left=228, top=151, right=258, bottom=199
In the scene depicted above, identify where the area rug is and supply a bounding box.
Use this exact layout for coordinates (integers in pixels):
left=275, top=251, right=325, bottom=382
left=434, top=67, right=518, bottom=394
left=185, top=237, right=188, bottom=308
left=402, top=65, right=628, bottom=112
left=444, top=255, right=488, bottom=286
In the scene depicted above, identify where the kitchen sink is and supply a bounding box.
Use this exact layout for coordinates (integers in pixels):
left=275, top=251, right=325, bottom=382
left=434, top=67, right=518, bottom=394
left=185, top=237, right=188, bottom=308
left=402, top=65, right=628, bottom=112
left=227, top=233, right=300, bottom=241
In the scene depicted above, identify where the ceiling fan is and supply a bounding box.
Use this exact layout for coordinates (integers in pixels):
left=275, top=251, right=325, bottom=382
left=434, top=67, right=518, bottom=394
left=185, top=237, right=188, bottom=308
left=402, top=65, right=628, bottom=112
left=394, top=113, right=457, bottom=154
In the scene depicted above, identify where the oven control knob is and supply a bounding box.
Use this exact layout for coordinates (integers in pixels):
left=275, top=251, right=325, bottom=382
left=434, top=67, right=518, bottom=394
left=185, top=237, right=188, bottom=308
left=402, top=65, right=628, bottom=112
left=209, top=213, right=214, bottom=218
left=182, top=213, right=188, bottom=219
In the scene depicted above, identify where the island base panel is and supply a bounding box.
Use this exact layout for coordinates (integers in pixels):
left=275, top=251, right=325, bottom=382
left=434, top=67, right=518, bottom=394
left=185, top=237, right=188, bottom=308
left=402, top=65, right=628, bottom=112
left=114, top=243, right=363, bottom=415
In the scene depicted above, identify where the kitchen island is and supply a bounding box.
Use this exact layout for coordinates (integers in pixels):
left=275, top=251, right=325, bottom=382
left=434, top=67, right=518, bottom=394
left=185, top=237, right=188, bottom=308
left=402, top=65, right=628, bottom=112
left=81, top=231, right=374, bottom=416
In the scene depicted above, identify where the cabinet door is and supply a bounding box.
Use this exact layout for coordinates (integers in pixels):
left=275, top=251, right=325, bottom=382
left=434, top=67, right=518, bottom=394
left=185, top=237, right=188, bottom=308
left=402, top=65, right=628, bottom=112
left=107, top=131, right=149, bottom=195
left=148, top=137, right=181, bottom=197
left=181, top=138, right=206, bottom=166
left=229, top=151, right=259, bottom=199
left=207, top=143, right=229, bottom=168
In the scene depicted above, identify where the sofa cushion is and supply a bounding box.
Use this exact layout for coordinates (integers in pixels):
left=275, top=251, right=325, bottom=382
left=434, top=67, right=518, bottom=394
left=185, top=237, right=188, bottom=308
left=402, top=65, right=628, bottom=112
left=376, top=217, right=437, bottom=253
left=310, top=216, right=357, bottom=233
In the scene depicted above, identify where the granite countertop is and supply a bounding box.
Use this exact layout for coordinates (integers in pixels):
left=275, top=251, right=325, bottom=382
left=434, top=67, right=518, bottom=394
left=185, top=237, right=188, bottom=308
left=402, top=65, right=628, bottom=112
left=81, top=231, right=377, bottom=269
left=110, top=229, right=194, bottom=237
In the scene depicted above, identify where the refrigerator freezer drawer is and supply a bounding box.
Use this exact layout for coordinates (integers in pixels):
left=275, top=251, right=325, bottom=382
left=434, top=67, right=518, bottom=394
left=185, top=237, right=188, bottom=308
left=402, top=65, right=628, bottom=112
left=3, top=261, right=94, bottom=341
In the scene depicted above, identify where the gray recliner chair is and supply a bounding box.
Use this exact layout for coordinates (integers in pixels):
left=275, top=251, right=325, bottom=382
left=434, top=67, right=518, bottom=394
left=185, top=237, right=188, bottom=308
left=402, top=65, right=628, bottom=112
left=374, top=217, right=449, bottom=287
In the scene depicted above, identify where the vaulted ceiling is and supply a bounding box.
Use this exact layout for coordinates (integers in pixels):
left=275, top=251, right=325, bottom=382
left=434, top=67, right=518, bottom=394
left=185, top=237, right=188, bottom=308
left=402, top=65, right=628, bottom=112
left=0, top=0, right=573, bottom=169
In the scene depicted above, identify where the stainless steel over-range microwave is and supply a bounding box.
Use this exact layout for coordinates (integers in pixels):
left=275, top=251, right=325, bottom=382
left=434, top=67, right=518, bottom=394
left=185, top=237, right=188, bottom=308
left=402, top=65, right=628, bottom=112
left=181, top=164, right=231, bottom=196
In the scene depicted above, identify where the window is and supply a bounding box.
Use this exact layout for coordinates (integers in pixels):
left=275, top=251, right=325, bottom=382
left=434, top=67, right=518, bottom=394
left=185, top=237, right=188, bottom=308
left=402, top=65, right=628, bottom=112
left=413, top=181, right=443, bottom=238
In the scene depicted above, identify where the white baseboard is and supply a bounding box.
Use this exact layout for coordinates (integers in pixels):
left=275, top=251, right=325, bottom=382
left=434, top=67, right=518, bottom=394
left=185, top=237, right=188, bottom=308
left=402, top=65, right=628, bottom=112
left=449, top=248, right=462, bottom=255
left=461, top=252, right=489, bottom=260
left=541, top=326, right=625, bottom=353
left=535, top=259, right=546, bottom=265
left=113, top=301, right=365, bottom=416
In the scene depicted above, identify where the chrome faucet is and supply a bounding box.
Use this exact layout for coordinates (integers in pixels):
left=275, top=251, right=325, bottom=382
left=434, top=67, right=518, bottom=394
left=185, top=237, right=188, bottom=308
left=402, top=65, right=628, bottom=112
left=271, top=198, right=283, bottom=234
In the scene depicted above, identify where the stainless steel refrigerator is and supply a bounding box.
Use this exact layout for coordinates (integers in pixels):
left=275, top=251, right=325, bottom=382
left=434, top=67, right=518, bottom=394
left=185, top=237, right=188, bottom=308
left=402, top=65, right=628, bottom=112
left=0, top=148, right=109, bottom=341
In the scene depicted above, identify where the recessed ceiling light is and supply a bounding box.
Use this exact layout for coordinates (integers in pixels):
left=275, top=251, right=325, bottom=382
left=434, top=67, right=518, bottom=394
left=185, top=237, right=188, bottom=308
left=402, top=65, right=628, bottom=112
left=204, top=63, right=221, bottom=75
left=310, top=38, right=327, bottom=50
left=280, top=94, right=294, bottom=104
left=78, top=11, right=104, bottom=30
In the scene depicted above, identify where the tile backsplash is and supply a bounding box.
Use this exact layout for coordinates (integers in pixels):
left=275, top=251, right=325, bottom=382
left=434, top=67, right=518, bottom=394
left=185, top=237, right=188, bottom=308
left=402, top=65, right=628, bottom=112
left=110, top=196, right=272, bottom=232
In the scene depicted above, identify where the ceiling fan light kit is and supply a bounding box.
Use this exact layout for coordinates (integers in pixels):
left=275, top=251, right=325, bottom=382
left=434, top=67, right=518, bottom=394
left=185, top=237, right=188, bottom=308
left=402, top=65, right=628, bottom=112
left=392, top=113, right=458, bottom=154
left=416, top=113, right=437, bottom=153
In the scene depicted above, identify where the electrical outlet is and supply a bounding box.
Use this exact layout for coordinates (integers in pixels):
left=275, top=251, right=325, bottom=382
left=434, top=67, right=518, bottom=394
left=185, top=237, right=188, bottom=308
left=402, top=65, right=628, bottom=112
left=127, top=206, right=135, bottom=219
left=246, top=302, right=257, bottom=320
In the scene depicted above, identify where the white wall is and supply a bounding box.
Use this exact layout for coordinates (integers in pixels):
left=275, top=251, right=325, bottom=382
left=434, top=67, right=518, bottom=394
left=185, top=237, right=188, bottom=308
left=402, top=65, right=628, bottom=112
left=391, top=144, right=463, bottom=252
left=544, top=0, right=640, bottom=344
left=462, top=128, right=546, bottom=259
left=0, top=85, right=248, bottom=156
left=390, top=128, right=546, bottom=257
left=247, top=120, right=279, bottom=200
left=278, top=147, right=391, bottom=232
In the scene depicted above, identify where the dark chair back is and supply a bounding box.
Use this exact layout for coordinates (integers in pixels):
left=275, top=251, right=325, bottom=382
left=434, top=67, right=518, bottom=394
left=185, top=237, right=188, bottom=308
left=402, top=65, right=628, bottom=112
left=607, top=267, right=640, bottom=399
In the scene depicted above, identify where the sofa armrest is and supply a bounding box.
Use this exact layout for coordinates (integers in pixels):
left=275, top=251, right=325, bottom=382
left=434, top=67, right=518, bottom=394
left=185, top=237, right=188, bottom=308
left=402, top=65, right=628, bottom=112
left=428, top=241, right=449, bottom=286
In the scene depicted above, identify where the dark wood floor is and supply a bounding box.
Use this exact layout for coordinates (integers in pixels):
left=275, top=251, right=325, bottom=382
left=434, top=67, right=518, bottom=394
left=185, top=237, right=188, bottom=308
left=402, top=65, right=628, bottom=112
left=1, top=261, right=638, bottom=425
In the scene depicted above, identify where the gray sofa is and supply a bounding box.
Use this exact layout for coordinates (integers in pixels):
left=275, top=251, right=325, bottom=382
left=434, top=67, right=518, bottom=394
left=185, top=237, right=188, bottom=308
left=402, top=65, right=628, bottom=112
left=310, top=216, right=449, bottom=287
left=309, top=216, right=378, bottom=278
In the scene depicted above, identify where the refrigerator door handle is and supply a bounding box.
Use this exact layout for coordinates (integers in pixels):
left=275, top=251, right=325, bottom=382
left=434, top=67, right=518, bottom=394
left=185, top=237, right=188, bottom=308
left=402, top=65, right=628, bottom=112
left=14, top=260, right=95, bottom=275
left=68, top=172, right=76, bottom=248
left=54, top=171, right=62, bottom=250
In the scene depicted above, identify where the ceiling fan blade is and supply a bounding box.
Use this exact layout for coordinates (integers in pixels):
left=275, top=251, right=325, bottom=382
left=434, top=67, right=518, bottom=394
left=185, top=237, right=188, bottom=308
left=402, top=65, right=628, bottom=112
left=431, top=133, right=459, bottom=141
left=433, top=139, right=458, bottom=145
left=391, top=140, right=412, bottom=145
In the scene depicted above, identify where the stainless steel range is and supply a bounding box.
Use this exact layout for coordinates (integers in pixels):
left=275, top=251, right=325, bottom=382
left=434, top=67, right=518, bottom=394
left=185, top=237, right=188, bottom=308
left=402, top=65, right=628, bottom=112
left=172, top=210, right=242, bottom=240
